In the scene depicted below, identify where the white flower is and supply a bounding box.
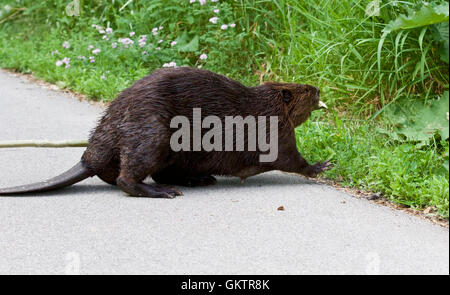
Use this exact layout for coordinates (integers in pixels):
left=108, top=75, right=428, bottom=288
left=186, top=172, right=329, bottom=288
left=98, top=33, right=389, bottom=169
left=118, top=38, right=134, bottom=48
left=214, top=9, right=220, bottom=13
left=209, top=17, right=219, bottom=24
left=112, top=42, right=117, bottom=48
left=190, top=0, right=196, bottom=3
left=119, top=38, right=133, bottom=45
left=62, top=41, right=70, bottom=49
left=155, top=47, right=161, bottom=51
left=106, top=28, right=113, bottom=34
left=211, top=0, right=219, bottom=2
left=57, top=57, right=70, bottom=68
left=163, top=62, right=177, bottom=68
left=139, top=35, right=147, bottom=47
left=89, top=56, right=96, bottom=63
left=88, top=45, right=94, bottom=50
left=62, top=57, right=70, bottom=65
left=92, top=48, right=101, bottom=55
left=101, top=75, right=106, bottom=80
left=171, top=41, right=177, bottom=47
left=221, top=24, right=228, bottom=30
left=199, top=0, right=206, bottom=5
left=230, top=23, right=236, bottom=28
left=200, top=54, right=208, bottom=60
left=158, top=39, right=164, bottom=44
left=99, top=30, right=106, bottom=34
left=130, top=31, right=135, bottom=37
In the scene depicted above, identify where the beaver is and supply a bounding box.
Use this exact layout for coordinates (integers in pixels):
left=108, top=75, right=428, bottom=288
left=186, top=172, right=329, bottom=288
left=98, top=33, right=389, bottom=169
left=0, top=67, right=331, bottom=198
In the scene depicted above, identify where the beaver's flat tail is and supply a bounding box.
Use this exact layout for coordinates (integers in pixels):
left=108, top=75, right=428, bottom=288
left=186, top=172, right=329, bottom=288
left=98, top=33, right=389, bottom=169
left=0, top=162, right=94, bottom=195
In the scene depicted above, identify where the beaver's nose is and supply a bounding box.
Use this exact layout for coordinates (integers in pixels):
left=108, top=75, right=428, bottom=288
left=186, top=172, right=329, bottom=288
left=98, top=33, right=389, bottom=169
left=313, top=87, right=320, bottom=103
left=314, top=87, right=320, bottom=97
left=314, top=88, right=327, bottom=110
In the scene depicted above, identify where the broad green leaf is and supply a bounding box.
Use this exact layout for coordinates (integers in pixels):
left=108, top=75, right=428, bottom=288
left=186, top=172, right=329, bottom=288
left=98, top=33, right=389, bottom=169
left=383, top=3, right=449, bottom=34
left=378, top=2, right=449, bottom=70
left=385, top=91, right=449, bottom=143
left=175, top=31, right=190, bottom=44
left=178, top=35, right=199, bottom=53
left=433, top=22, right=449, bottom=63
left=186, top=15, right=195, bottom=25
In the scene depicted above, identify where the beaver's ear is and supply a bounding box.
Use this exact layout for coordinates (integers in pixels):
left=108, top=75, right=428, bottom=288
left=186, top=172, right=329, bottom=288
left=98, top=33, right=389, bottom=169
left=281, top=89, right=292, bottom=103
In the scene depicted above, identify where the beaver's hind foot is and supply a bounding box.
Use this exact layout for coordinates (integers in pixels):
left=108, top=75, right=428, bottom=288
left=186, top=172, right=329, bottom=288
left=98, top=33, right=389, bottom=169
left=117, top=177, right=182, bottom=198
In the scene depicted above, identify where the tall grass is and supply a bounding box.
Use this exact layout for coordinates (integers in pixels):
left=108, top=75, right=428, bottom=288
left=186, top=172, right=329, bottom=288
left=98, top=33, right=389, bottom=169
left=233, top=0, right=448, bottom=116
left=1, top=0, right=447, bottom=115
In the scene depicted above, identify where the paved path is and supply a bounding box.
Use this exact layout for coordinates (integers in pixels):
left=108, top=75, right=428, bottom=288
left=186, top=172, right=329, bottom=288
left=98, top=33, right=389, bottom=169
left=0, top=69, right=448, bottom=275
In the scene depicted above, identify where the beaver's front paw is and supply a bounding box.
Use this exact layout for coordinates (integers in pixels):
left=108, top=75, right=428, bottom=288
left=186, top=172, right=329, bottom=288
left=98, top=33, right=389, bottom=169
left=304, top=160, right=333, bottom=178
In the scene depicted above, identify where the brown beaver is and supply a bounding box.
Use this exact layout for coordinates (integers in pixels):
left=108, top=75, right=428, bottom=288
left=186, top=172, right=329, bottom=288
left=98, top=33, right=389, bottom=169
left=0, top=67, right=331, bottom=198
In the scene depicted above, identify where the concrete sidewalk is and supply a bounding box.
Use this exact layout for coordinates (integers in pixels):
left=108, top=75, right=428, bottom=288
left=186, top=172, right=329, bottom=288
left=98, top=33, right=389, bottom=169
left=0, top=69, right=448, bottom=274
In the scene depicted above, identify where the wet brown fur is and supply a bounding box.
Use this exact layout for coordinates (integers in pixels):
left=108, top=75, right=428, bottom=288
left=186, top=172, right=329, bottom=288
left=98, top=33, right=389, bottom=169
left=79, top=67, right=331, bottom=198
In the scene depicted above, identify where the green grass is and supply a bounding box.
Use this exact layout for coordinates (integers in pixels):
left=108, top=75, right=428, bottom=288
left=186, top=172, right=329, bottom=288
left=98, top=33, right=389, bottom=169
left=0, top=0, right=448, bottom=217
left=296, top=112, right=449, bottom=218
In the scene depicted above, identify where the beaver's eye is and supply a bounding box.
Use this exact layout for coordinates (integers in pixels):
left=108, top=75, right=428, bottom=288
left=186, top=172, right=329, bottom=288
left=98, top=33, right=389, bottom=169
left=281, top=89, right=292, bottom=103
